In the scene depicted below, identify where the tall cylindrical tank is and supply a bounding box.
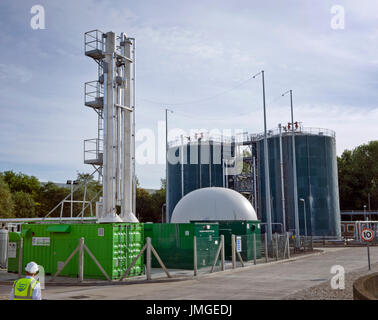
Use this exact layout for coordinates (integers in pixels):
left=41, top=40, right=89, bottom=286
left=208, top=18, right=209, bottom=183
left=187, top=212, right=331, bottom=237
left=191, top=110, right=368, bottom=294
left=167, top=138, right=233, bottom=221
left=257, top=127, right=341, bottom=237
left=0, top=229, right=8, bottom=268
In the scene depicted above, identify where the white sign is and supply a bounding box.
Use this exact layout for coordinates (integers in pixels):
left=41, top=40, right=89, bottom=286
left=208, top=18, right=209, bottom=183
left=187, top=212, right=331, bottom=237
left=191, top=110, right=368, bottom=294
left=32, top=237, right=50, bottom=246
left=8, top=242, right=17, bottom=258
left=236, top=236, right=242, bottom=252
left=98, top=228, right=104, bottom=237
left=361, top=228, right=374, bottom=242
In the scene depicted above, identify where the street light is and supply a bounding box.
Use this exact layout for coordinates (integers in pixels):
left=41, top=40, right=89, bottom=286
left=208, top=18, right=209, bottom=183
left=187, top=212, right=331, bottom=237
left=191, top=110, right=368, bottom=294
left=66, top=180, right=78, bottom=218
left=299, top=198, right=307, bottom=238
left=282, top=89, right=300, bottom=247
left=165, top=107, right=173, bottom=223
left=253, top=70, right=273, bottom=242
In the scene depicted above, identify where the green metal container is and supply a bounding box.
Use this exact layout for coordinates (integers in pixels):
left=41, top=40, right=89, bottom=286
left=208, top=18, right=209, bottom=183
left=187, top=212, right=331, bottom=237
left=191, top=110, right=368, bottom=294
left=19, top=223, right=144, bottom=280
left=217, top=221, right=262, bottom=261
left=144, top=223, right=219, bottom=269
left=7, top=232, right=21, bottom=273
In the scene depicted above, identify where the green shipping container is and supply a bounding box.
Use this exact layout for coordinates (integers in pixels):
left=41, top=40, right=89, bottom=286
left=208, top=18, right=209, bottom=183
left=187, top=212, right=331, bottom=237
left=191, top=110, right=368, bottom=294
left=7, top=232, right=21, bottom=273
left=144, top=223, right=219, bottom=269
left=19, top=223, right=144, bottom=280
left=218, top=221, right=262, bottom=261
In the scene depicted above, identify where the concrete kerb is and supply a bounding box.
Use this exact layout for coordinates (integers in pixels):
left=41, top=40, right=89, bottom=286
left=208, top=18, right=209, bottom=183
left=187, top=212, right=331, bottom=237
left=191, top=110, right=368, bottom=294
left=0, top=249, right=328, bottom=287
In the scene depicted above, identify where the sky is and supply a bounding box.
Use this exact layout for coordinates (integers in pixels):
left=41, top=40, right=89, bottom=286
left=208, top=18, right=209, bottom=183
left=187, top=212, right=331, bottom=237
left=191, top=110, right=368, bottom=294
left=0, top=0, right=377, bottom=188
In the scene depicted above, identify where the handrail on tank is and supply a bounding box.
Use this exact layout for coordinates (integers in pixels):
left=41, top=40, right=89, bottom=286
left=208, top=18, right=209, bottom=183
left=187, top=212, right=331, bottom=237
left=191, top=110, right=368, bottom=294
left=168, top=127, right=336, bottom=148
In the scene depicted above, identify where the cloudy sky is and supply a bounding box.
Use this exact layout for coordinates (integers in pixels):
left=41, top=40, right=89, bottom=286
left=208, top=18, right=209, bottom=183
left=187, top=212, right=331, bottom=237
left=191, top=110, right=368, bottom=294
left=0, top=0, right=377, bottom=188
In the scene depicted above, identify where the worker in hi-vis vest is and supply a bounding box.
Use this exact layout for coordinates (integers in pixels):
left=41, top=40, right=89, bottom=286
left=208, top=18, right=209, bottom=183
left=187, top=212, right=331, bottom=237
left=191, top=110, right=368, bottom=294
left=10, top=262, right=42, bottom=300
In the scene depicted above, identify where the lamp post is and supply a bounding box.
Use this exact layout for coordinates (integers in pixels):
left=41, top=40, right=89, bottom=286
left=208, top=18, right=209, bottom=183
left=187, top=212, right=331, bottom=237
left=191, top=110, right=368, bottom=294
left=282, top=89, right=300, bottom=247
left=66, top=180, right=78, bottom=218
left=165, top=107, right=173, bottom=223
left=300, top=198, right=307, bottom=238
left=253, top=70, right=272, bottom=242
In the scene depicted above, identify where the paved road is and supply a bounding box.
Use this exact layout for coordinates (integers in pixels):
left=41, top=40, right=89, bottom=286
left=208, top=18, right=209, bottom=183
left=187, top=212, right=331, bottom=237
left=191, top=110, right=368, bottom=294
left=0, top=247, right=376, bottom=300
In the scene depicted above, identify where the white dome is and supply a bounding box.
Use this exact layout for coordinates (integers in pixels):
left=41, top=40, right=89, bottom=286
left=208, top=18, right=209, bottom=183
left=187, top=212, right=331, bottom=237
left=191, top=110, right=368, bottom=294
left=171, top=187, right=257, bottom=223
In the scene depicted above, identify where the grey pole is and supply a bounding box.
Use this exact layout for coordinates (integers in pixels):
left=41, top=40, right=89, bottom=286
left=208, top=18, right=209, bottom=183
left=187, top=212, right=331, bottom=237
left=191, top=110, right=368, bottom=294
left=300, top=199, right=307, bottom=238
left=165, top=108, right=173, bottom=223
left=278, top=124, right=286, bottom=233
left=253, top=70, right=272, bottom=242
left=282, top=90, right=300, bottom=247
left=193, top=236, right=197, bottom=276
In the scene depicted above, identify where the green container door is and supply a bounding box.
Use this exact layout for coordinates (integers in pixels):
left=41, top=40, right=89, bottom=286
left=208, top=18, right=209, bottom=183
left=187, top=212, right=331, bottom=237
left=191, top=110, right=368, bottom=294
left=7, top=232, right=21, bottom=273
left=219, top=221, right=262, bottom=261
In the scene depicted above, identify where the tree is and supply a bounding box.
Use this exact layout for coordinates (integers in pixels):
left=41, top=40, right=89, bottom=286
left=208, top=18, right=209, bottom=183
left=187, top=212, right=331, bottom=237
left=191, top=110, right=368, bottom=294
left=12, top=191, right=36, bottom=218
left=1, top=171, right=40, bottom=195
left=0, top=176, right=14, bottom=218
left=337, top=140, right=378, bottom=210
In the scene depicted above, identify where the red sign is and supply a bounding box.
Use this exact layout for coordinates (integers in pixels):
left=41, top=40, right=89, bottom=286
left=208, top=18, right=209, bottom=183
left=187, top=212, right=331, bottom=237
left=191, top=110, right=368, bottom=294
left=361, top=228, right=375, bottom=242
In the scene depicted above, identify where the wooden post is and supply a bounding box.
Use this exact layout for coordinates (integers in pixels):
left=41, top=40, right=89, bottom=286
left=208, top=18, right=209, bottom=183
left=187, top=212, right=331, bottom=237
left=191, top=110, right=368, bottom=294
left=150, top=244, right=171, bottom=278
left=193, top=236, right=197, bottom=276
left=264, top=233, right=268, bottom=262
left=51, top=245, right=80, bottom=281
left=210, top=241, right=222, bottom=273
left=253, top=233, right=257, bottom=265
left=83, top=244, right=111, bottom=281
left=231, top=234, right=236, bottom=269
left=220, top=235, right=225, bottom=271
left=146, top=237, right=152, bottom=280
left=18, top=237, right=23, bottom=276
left=78, top=237, right=84, bottom=282
left=119, top=243, right=147, bottom=281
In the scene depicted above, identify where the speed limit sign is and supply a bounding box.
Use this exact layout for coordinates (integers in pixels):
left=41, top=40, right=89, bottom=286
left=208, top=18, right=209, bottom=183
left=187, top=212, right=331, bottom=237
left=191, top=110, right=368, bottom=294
left=361, top=228, right=375, bottom=242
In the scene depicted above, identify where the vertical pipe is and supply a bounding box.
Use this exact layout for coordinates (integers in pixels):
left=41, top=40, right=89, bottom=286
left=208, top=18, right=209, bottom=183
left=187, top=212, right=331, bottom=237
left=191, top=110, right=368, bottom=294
left=180, top=135, right=184, bottom=198
left=275, top=233, right=279, bottom=260
left=146, top=237, right=152, bottom=280
left=253, top=156, right=257, bottom=211
left=121, top=36, right=135, bottom=222
left=264, top=232, right=268, bottom=262
left=290, top=90, right=300, bottom=246
left=231, top=234, right=236, bottom=269
left=79, top=238, right=84, bottom=282
left=286, top=232, right=291, bottom=259
left=132, top=39, right=137, bottom=217
left=102, top=32, right=117, bottom=220
left=165, top=108, right=169, bottom=223
left=220, top=234, right=225, bottom=271
left=193, top=236, right=197, bottom=276
left=70, top=182, right=73, bottom=218
left=18, top=237, right=23, bottom=277
left=278, top=124, right=286, bottom=233
left=261, top=71, right=273, bottom=243
left=253, top=233, right=257, bottom=265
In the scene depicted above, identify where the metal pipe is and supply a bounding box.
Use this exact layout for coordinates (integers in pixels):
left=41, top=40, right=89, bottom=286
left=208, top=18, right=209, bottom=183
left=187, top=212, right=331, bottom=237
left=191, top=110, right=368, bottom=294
left=253, top=70, right=272, bottom=242
left=278, top=124, right=286, bottom=232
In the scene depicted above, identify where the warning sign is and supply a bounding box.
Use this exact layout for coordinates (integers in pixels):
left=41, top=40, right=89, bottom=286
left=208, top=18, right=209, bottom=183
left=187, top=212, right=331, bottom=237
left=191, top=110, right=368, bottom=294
left=361, top=228, right=375, bottom=242
left=8, top=242, right=17, bottom=258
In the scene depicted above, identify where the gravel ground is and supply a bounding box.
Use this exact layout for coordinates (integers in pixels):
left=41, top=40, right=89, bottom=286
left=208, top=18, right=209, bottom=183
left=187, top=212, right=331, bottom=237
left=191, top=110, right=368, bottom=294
left=285, top=262, right=378, bottom=300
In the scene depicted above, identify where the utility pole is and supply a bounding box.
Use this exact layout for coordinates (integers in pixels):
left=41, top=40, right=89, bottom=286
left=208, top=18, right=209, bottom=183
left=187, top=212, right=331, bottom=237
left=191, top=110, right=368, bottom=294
left=253, top=70, right=272, bottom=242
left=165, top=108, right=173, bottom=223
left=282, top=90, right=300, bottom=247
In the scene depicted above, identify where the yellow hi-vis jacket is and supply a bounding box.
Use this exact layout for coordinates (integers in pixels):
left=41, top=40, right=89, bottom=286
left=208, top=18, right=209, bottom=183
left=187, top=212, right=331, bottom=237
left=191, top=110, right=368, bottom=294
left=13, top=278, right=39, bottom=300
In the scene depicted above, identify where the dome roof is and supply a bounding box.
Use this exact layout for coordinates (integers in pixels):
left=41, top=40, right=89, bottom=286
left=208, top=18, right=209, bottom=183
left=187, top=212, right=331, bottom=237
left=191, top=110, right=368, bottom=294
left=170, top=187, right=257, bottom=223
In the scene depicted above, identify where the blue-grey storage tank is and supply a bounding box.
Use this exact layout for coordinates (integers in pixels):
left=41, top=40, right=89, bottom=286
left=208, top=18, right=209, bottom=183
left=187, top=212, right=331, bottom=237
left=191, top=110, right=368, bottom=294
left=167, top=137, right=233, bottom=221
left=257, top=127, right=341, bottom=237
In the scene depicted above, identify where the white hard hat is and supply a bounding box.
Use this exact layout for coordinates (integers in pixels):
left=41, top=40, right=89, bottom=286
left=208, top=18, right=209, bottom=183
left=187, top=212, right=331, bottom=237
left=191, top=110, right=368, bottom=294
left=25, top=262, right=39, bottom=274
